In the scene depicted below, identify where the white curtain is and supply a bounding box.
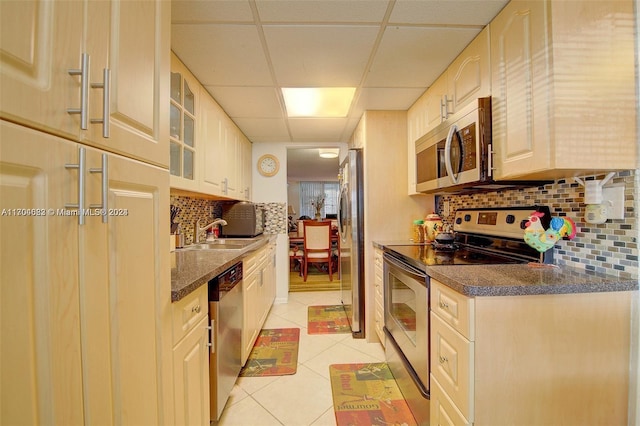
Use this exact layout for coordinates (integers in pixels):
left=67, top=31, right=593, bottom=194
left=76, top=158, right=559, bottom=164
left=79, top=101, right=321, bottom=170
left=298, top=182, right=339, bottom=218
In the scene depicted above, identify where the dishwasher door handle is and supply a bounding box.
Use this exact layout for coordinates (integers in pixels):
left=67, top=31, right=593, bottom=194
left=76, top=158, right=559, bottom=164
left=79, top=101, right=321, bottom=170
left=208, top=319, right=215, bottom=354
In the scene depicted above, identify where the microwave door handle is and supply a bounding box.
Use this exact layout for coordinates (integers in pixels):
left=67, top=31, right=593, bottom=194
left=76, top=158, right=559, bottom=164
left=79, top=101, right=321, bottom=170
left=444, top=124, right=460, bottom=184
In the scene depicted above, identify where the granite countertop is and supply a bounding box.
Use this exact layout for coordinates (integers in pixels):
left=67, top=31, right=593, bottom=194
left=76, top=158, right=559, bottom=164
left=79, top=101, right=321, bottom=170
left=376, top=241, right=638, bottom=297
left=171, top=235, right=273, bottom=302
left=426, top=264, right=638, bottom=297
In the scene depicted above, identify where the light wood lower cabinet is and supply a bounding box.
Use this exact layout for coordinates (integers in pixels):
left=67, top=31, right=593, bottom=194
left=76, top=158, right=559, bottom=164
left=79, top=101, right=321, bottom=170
left=172, top=285, right=210, bottom=426
left=430, top=278, right=633, bottom=425
left=0, top=120, right=173, bottom=425
left=241, top=242, right=276, bottom=365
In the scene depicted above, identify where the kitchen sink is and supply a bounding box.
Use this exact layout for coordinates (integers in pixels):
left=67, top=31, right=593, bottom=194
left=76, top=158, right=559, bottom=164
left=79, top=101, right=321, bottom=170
left=181, top=239, right=257, bottom=251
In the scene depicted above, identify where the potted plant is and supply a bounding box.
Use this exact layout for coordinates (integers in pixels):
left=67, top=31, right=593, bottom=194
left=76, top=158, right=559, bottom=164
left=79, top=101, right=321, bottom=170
left=311, top=194, right=325, bottom=220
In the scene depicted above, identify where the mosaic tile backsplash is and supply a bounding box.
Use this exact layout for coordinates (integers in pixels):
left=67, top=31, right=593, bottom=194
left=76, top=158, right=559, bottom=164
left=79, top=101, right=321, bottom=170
left=170, top=196, right=287, bottom=245
left=435, top=171, right=638, bottom=278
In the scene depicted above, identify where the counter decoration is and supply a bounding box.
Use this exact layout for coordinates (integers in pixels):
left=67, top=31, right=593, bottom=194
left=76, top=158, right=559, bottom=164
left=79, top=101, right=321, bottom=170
left=524, top=211, right=576, bottom=253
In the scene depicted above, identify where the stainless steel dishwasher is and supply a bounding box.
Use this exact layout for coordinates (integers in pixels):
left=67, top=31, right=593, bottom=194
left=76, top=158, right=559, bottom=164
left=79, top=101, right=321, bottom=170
left=208, top=262, right=243, bottom=421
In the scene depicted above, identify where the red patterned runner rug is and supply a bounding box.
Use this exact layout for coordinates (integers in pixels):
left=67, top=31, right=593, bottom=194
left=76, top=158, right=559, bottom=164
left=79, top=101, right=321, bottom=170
left=307, top=305, right=352, bottom=334
left=239, top=328, right=299, bottom=377
left=329, top=363, right=417, bottom=426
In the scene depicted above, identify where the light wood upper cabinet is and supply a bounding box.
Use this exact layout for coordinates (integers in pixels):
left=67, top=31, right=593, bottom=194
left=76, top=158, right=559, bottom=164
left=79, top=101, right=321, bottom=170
left=170, top=53, right=200, bottom=192
left=172, top=54, right=252, bottom=201
left=0, top=119, right=173, bottom=425
left=411, top=27, right=491, bottom=140
left=0, top=1, right=84, bottom=140
left=0, top=0, right=170, bottom=168
left=80, top=144, right=172, bottom=425
left=239, top=134, right=253, bottom=200
left=406, top=27, right=489, bottom=194
left=491, top=0, right=637, bottom=180
left=0, top=121, right=84, bottom=426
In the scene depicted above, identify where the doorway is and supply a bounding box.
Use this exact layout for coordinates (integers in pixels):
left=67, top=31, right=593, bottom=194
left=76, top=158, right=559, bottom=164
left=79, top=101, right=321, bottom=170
left=287, top=147, right=341, bottom=292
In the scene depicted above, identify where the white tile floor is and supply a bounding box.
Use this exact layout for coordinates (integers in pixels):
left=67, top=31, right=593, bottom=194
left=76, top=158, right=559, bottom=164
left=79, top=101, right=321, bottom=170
left=217, top=290, right=386, bottom=426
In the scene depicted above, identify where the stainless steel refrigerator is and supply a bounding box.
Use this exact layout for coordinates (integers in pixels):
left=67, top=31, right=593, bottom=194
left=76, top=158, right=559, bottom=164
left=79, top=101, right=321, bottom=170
left=338, top=148, right=365, bottom=338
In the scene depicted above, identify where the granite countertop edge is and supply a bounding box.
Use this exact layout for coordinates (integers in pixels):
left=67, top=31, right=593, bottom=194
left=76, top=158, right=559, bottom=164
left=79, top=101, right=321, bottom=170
left=171, top=235, right=274, bottom=302
left=375, top=241, right=639, bottom=297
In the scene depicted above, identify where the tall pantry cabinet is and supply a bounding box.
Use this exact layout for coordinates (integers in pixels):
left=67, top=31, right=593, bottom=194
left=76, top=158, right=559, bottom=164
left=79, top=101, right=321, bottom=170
left=0, top=1, right=174, bottom=425
left=350, top=111, right=432, bottom=342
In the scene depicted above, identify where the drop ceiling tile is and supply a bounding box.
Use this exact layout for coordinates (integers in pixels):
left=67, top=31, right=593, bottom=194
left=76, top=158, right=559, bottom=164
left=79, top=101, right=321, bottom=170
left=390, top=0, right=508, bottom=26
left=264, top=25, right=379, bottom=87
left=256, top=0, right=389, bottom=23
left=172, top=24, right=272, bottom=86
left=171, top=0, right=253, bottom=23
left=233, top=118, right=291, bottom=142
left=365, top=25, right=480, bottom=87
left=357, top=87, right=426, bottom=110
left=204, top=86, right=284, bottom=119
left=288, top=118, right=348, bottom=142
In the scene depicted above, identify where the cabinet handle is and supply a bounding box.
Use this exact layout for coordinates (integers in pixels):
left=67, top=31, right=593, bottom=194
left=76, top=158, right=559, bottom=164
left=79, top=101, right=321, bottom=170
left=443, top=95, right=453, bottom=119
left=221, top=178, right=228, bottom=194
left=439, top=301, right=449, bottom=310
left=245, top=187, right=250, bottom=199
left=192, top=305, right=201, bottom=314
left=89, top=154, right=108, bottom=223
left=208, top=319, right=215, bottom=353
left=487, top=143, right=494, bottom=177
left=68, top=54, right=90, bottom=130
left=90, top=68, right=111, bottom=138
left=65, top=147, right=86, bottom=225
left=439, top=355, right=448, bottom=364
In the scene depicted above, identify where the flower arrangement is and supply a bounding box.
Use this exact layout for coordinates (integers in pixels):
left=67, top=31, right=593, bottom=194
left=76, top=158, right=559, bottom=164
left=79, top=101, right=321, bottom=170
left=311, top=194, right=325, bottom=219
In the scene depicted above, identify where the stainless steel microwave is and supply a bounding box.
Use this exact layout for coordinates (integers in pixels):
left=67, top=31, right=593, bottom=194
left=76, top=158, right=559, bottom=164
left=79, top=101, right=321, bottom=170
left=415, top=97, right=550, bottom=194
left=416, top=97, right=492, bottom=193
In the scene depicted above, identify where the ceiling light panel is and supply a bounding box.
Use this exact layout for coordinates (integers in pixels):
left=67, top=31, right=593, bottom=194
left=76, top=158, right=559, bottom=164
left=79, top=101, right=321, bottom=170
left=283, top=88, right=355, bottom=118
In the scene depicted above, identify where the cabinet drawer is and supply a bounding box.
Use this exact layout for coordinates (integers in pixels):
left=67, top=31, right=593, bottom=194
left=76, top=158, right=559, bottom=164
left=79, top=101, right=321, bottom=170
left=431, top=279, right=474, bottom=340
left=431, top=312, right=474, bottom=421
left=430, top=375, right=471, bottom=426
left=172, top=285, right=208, bottom=345
left=374, top=299, right=385, bottom=345
left=243, top=245, right=266, bottom=276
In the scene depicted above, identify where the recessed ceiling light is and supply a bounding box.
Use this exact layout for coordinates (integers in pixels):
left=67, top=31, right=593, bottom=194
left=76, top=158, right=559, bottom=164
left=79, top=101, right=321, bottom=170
left=282, top=87, right=355, bottom=118
left=318, top=148, right=339, bottom=159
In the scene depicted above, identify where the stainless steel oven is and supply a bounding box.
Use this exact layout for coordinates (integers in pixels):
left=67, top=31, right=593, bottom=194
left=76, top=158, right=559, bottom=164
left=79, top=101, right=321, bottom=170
left=383, top=251, right=429, bottom=425
left=382, top=206, right=555, bottom=425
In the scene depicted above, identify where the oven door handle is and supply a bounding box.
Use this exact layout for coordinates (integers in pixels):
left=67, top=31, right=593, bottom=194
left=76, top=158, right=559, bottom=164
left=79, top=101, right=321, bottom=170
left=383, top=253, right=427, bottom=282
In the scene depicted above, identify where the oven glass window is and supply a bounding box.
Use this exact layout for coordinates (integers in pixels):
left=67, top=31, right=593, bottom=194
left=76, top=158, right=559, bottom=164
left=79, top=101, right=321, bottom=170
left=388, top=274, right=417, bottom=345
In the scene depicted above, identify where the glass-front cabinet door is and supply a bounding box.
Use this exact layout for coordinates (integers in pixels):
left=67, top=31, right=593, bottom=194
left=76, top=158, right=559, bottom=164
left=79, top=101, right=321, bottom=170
left=170, top=53, right=197, bottom=188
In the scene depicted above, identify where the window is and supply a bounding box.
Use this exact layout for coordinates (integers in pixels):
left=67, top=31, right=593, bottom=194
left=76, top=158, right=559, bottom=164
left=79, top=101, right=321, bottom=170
left=299, top=182, right=339, bottom=218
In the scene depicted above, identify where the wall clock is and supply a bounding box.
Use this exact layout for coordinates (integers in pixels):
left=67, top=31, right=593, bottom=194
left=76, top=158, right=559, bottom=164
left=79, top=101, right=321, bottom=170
left=257, top=154, right=280, bottom=177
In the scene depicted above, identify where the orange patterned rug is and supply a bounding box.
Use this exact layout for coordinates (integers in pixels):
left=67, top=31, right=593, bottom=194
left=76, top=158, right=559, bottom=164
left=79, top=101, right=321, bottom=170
left=329, top=363, right=417, bottom=426
left=307, top=305, right=352, bottom=334
left=239, top=328, right=299, bottom=377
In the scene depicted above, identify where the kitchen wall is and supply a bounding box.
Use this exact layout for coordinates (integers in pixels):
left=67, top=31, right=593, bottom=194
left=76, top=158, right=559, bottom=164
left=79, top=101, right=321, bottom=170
left=436, top=171, right=638, bottom=278
left=170, top=195, right=287, bottom=245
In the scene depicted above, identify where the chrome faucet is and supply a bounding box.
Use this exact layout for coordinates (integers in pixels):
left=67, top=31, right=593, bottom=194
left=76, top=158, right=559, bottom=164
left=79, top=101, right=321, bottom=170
left=194, top=218, right=228, bottom=244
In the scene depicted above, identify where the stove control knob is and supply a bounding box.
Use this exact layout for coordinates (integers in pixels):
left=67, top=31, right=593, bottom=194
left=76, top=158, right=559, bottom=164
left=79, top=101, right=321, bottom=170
left=464, top=214, right=471, bottom=222
left=520, top=219, right=528, bottom=229
left=506, top=214, right=516, bottom=224
left=455, top=217, right=463, bottom=225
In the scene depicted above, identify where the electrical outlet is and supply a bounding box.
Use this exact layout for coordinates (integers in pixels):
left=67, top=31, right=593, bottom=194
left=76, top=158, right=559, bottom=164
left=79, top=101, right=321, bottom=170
left=602, top=184, right=625, bottom=220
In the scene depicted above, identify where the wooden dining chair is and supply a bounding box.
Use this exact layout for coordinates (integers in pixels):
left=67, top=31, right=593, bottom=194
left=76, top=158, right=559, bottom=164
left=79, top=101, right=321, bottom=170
left=302, top=220, right=333, bottom=282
